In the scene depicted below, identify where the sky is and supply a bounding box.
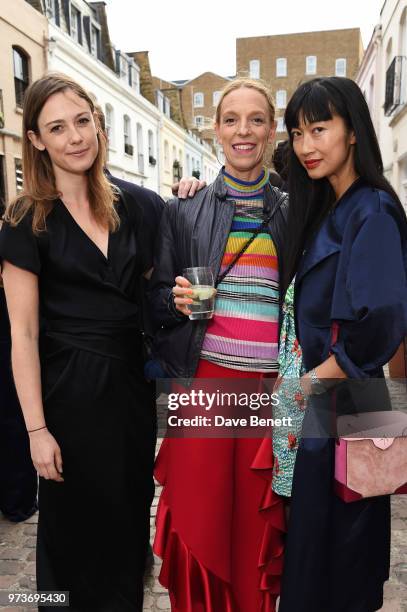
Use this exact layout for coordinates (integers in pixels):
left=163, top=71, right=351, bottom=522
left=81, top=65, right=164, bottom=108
left=105, top=0, right=385, bottom=82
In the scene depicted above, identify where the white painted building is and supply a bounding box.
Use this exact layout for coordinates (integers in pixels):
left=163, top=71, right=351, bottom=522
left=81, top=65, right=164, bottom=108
left=184, top=130, right=220, bottom=187
left=160, top=115, right=186, bottom=200
left=40, top=0, right=161, bottom=191
left=28, top=1, right=220, bottom=197
left=380, top=0, right=407, bottom=210
left=355, top=25, right=382, bottom=137
left=358, top=0, right=407, bottom=210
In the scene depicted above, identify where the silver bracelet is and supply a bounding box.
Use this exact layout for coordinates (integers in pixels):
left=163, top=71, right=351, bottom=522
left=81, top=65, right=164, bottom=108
left=309, top=368, right=327, bottom=395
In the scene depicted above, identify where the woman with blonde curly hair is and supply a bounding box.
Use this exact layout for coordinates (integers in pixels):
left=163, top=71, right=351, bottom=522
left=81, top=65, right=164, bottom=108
left=150, top=77, right=287, bottom=611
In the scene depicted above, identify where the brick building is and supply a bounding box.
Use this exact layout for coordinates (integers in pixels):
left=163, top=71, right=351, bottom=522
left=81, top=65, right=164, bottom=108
left=0, top=0, right=48, bottom=206
left=236, top=28, right=364, bottom=139
left=174, top=72, right=231, bottom=134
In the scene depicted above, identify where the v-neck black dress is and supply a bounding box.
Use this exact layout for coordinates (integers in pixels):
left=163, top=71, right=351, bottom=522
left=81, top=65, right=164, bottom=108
left=0, top=197, right=156, bottom=611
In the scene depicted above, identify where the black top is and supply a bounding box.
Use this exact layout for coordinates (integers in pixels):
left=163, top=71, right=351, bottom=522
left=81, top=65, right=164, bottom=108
left=0, top=287, right=10, bottom=341
left=107, top=171, right=164, bottom=267
left=0, top=198, right=147, bottom=332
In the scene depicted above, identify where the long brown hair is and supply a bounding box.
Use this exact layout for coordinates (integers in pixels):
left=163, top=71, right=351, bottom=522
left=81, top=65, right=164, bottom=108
left=5, top=73, right=119, bottom=233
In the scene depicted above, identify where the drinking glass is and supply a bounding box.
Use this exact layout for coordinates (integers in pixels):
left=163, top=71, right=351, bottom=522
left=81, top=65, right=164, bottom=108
left=183, top=266, right=216, bottom=320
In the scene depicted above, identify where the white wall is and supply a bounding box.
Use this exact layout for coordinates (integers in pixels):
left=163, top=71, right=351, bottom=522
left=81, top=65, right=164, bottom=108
left=48, top=21, right=161, bottom=192
left=378, top=0, right=407, bottom=207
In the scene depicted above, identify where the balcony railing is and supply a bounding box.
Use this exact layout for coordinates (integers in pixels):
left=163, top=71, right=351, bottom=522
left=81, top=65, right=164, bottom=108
left=15, top=78, right=27, bottom=109
left=173, top=160, right=182, bottom=182
left=124, top=143, right=134, bottom=156
left=384, top=56, right=406, bottom=116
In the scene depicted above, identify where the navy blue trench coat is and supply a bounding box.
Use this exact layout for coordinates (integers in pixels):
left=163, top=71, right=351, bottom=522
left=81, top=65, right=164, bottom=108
left=279, top=179, right=407, bottom=612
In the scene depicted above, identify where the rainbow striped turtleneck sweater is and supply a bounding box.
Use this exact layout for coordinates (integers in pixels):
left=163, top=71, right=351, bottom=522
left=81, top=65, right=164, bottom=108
left=201, top=167, right=279, bottom=372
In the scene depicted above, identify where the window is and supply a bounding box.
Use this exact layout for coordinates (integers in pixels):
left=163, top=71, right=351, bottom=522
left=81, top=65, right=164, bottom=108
left=193, top=160, right=201, bottom=180
left=164, top=97, right=171, bottom=118
left=173, top=158, right=182, bottom=182
left=128, top=63, right=140, bottom=92
left=213, top=91, right=221, bottom=107
left=91, top=25, right=100, bottom=59
left=137, top=123, right=144, bottom=174
left=335, top=58, right=347, bottom=77
left=186, top=153, right=190, bottom=175
left=148, top=130, right=155, bottom=165
left=105, top=104, right=114, bottom=146
left=118, top=55, right=128, bottom=81
left=164, top=141, right=169, bottom=170
left=70, top=5, right=82, bottom=44
left=194, top=92, right=204, bottom=108
left=368, top=75, right=375, bottom=113
left=123, top=115, right=133, bottom=156
left=15, top=158, right=23, bottom=192
left=386, top=38, right=393, bottom=68
left=276, top=117, right=285, bottom=133
left=45, top=0, right=54, bottom=18
left=133, top=68, right=140, bottom=93
left=306, top=55, right=317, bottom=75
left=156, top=90, right=164, bottom=113
left=276, top=90, right=287, bottom=109
left=400, top=8, right=407, bottom=57
left=249, top=60, right=260, bottom=79
left=13, top=47, right=29, bottom=108
left=195, top=116, right=204, bottom=127
left=276, top=58, right=287, bottom=77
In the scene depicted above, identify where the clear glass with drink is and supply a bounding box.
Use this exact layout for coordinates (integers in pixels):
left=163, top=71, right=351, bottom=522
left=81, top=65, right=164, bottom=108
left=183, top=267, right=216, bottom=320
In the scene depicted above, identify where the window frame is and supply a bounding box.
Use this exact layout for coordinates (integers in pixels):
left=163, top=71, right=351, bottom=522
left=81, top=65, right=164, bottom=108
left=70, top=4, right=82, bottom=44
left=193, top=92, right=204, bottom=108
left=335, top=58, right=347, bottom=77
left=90, top=24, right=100, bottom=59
left=276, top=117, right=286, bottom=133
left=249, top=59, right=260, bottom=79
left=212, top=91, right=221, bottom=107
left=15, top=158, right=23, bottom=193
left=123, top=115, right=133, bottom=156
left=105, top=103, right=114, bottom=147
left=276, top=57, right=287, bottom=77
left=275, top=90, right=287, bottom=109
left=13, top=47, right=29, bottom=108
left=194, top=115, right=205, bottom=128
left=306, top=55, right=317, bottom=75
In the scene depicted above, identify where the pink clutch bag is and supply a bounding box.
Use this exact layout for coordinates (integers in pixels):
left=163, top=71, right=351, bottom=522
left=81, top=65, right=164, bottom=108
left=334, top=411, right=407, bottom=502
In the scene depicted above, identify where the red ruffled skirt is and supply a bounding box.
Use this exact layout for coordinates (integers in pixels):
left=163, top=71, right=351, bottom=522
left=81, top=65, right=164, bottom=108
left=154, top=360, right=286, bottom=611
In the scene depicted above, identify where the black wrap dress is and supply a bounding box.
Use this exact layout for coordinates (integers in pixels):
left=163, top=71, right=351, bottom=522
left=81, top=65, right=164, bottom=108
left=0, top=196, right=156, bottom=611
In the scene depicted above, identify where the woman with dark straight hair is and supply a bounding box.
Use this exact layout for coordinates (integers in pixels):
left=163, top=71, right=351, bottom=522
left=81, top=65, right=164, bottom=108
left=277, top=77, right=407, bottom=612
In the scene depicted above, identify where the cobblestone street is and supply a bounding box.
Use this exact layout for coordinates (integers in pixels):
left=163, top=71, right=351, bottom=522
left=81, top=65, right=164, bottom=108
left=0, top=460, right=406, bottom=611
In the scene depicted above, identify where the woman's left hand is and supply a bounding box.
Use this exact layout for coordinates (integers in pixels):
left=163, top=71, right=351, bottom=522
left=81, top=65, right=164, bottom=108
left=172, top=177, right=207, bottom=199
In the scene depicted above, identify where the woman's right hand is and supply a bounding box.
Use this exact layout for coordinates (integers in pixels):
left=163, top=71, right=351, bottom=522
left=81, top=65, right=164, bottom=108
left=172, top=276, right=194, bottom=316
left=29, top=428, right=64, bottom=482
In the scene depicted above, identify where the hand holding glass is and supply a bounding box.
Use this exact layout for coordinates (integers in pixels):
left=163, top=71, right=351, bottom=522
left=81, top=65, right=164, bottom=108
left=181, top=267, right=216, bottom=320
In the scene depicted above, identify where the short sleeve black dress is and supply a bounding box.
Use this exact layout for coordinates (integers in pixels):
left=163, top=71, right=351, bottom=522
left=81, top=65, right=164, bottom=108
left=0, top=196, right=156, bottom=611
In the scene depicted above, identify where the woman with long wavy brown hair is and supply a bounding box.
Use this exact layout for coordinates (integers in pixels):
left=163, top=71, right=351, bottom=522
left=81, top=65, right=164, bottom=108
left=0, top=73, right=157, bottom=611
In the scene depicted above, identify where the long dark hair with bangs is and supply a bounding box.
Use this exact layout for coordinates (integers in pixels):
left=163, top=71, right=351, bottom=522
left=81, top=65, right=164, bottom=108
left=282, top=76, right=404, bottom=296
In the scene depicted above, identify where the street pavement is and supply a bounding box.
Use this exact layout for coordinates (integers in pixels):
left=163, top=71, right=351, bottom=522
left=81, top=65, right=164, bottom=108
left=0, top=447, right=406, bottom=611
